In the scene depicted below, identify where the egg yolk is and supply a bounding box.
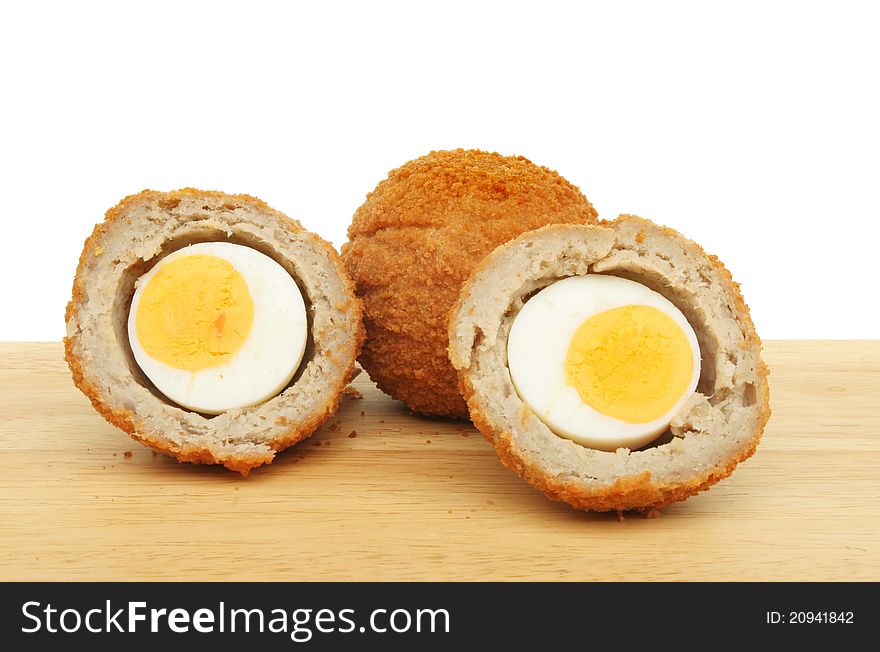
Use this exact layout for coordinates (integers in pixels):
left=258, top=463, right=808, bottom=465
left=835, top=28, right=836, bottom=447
left=135, top=254, right=254, bottom=371
left=564, top=305, right=694, bottom=423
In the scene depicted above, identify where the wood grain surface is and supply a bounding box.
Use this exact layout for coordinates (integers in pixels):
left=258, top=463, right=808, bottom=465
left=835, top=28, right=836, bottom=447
left=0, top=341, right=877, bottom=581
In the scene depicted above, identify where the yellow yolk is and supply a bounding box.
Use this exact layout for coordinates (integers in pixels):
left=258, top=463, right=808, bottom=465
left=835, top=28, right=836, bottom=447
left=134, top=254, right=254, bottom=371
left=564, top=305, right=694, bottom=424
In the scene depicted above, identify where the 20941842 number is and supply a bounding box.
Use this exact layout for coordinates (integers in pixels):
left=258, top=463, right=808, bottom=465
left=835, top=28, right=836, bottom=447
left=788, top=612, right=854, bottom=624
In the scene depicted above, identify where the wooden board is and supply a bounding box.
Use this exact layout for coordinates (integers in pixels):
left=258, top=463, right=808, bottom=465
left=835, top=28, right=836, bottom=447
left=0, top=341, right=877, bottom=581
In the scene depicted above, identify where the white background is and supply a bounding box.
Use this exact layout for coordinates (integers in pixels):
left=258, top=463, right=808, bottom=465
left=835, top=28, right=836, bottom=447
left=1, top=0, right=878, bottom=340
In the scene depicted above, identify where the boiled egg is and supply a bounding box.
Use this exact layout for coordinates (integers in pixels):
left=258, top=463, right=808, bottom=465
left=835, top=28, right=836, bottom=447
left=128, top=242, right=307, bottom=414
left=507, top=274, right=700, bottom=451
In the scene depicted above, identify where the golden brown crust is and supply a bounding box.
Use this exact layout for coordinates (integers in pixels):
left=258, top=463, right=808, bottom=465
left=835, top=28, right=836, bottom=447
left=65, top=188, right=363, bottom=475
left=453, top=217, right=771, bottom=512
left=342, top=149, right=598, bottom=417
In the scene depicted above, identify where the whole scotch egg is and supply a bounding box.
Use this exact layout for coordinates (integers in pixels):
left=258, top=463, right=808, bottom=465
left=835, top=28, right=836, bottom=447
left=342, top=149, right=598, bottom=418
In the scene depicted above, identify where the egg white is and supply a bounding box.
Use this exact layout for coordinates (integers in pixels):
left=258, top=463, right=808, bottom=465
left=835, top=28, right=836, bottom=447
left=128, top=242, right=308, bottom=414
left=507, top=274, right=701, bottom=451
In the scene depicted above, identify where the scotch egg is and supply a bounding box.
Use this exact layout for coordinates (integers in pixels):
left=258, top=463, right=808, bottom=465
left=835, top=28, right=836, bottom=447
left=65, top=188, right=362, bottom=474
left=449, top=219, right=769, bottom=513
left=342, top=149, right=599, bottom=418
left=128, top=241, right=308, bottom=414
left=507, top=274, right=700, bottom=451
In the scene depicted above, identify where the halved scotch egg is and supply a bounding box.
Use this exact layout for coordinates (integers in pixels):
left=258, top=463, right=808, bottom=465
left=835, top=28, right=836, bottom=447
left=65, top=189, right=363, bottom=474
left=448, top=217, right=770, bottom=512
